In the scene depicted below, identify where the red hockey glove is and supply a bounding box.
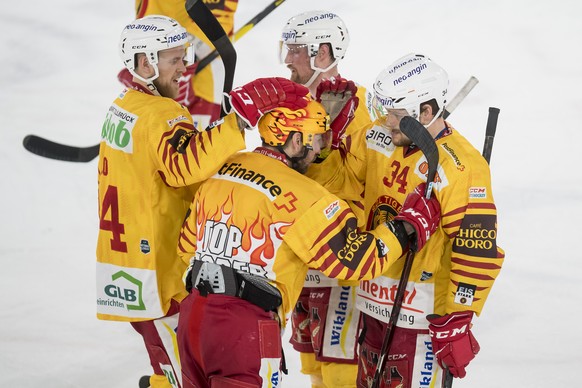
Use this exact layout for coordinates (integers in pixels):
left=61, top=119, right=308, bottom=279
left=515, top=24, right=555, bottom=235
left=427, top=311, right=480, bottom=378
left=394, top=183, right=440, bottom=252
left=175, top=64, right=198, bottom=108
left=228, top=77, right=309, bottom=128
left=316, top=77, right=359, bottom=149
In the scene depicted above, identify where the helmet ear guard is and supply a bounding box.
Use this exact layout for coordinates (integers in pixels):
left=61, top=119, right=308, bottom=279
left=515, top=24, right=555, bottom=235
left=373, top=53, right=449, bottom=127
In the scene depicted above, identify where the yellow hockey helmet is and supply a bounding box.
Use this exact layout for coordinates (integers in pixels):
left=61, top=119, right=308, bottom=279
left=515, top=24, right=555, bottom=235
left=258, top=98, right=330, bottom=148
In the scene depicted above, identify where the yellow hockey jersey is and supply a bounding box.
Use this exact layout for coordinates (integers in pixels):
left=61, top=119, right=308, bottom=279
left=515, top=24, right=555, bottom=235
left=352, top=123, right=505, bottom=329
left=304, top=85, right=372, bottom=287
left=96, top=85, right=245, bottom=321
left=177, top=147, right=407, bottom=322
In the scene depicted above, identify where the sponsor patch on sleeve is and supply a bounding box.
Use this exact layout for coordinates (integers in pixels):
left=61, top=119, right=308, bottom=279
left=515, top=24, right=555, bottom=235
left=167, top=115, right=188, bottom=128
left=376, top=238, right=389, bottom=256
left=454, top=282, right=476, bottom=306
left=469, top=187, right=487, bottom=199
left=324, top=200, right=341, bottom=220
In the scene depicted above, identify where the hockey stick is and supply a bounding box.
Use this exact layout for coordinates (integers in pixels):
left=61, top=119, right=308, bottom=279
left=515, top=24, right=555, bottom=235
left=442, top=106, right=500, bottom=388
left=370, top=116, right=439, bottom=388
left=22, top=2, right=288, bottom=163
left=443, top=76, right=479, bottom=120
left=22, top=135, right=100, bottom=163
left=482, top=107, right=500, bottom=164
left=195, top=0, right=287, bottom=73
left=185, top=0, right=236, bottom=117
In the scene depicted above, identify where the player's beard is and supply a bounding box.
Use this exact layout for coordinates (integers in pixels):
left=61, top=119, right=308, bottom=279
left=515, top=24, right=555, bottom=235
left=289, top=67, right=315, bottom=86
left=153, top=77, right=179, bottom=99
left=290, top=149, right=317, bottom=174
left=390, top=130, right=413, bottom=147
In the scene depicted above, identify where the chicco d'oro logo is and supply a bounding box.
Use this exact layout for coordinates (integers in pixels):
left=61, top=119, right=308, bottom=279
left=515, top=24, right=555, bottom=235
left=103, top=271, right=145, bottom=311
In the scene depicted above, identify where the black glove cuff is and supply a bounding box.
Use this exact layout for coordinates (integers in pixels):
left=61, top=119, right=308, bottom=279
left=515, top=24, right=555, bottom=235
left=386, top=220, right=410, bottom=251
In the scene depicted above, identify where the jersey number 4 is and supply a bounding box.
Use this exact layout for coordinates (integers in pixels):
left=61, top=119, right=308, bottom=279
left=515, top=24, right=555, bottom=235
left=100, top=185, right=128, bottom=252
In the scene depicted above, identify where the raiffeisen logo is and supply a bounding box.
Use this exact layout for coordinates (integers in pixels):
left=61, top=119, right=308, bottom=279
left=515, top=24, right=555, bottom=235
left=102, top=271, right=145, bottom=311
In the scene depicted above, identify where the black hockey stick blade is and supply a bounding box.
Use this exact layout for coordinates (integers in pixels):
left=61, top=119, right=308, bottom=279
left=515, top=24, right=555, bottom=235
left=23, top=135, right=99, bottom=163
left=399, top=116, right=439, bottom=198
left=482, top=107, right=500, bottom=164
left=195, top=0, right=286, bottom=73
left=185, top=0, right=236, bottom=116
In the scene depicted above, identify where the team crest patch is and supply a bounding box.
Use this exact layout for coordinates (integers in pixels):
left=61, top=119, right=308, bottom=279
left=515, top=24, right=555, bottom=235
left=140, top=239, right=151, bottom=254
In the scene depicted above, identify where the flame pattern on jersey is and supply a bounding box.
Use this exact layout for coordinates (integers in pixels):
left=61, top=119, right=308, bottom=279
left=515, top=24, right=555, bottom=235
left=178, top=150, right=405, bottom=320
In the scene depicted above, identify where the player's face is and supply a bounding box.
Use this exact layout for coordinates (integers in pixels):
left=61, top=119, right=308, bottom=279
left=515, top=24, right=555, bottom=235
left=291, top=133, right=326, bottom=174
left=373, top=102, right=411, bottom=147
left=154, top=46, right=188, bottom=99
left=282, top=44, right=314, bottom=85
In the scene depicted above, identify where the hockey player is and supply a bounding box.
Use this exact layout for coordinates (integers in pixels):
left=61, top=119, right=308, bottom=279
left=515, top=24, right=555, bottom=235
left=96, top=15, right=310, bottom=388
left=331, top=54, right=505, bottom=387
left=279, top=10, right=373, bottom=388
left=175, top=96, right=441, bottom=388
left=118, top=0, right=239, bottom=129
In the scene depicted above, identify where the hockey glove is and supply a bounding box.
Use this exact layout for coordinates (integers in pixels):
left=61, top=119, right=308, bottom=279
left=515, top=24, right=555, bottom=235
left=228, top=77, right=309, bottom=128
left=393, top=183, right=440, bottom=252
left=175, top=64, right=198, bottom=108
left=427, top=311, right=480, bottom=378
left=316, top=77, right=359, bottom=150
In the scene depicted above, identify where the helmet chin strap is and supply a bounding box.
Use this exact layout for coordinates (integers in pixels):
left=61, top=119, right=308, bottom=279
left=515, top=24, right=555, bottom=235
left=276, top=144, right=312, bottom=173
left=303, top=57, right=340, bottom=88
left=408, top=105, right=444, bottom=129
left=129, top=63, right=160, bottom=94
left=303, top=69, right=321, bottom=89
left=422, top=106, right=444, bottom=129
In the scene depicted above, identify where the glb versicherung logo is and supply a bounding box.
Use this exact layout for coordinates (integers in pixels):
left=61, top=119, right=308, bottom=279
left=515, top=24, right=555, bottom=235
left=97, top=270, right=145, bottom=311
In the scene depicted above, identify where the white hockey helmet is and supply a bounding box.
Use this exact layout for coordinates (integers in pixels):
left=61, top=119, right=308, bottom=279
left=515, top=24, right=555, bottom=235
left=372, top=53, right=449, bottom=127
left=280, top=11, right=350, bottom=86
left=118, top=15, right=194, bottom=85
